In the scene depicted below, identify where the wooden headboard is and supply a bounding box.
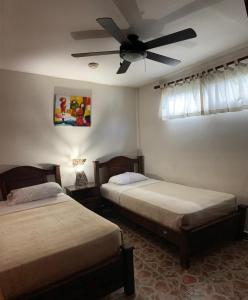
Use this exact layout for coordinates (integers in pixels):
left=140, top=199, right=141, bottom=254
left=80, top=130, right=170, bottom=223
left=0, top=165, right=61, bottom=200
left=93, top=156, right=144, bottom=186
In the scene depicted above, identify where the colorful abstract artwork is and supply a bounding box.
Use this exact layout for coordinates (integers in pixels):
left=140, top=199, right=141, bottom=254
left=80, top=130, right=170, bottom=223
left=54, top=95, right=91, bottom=126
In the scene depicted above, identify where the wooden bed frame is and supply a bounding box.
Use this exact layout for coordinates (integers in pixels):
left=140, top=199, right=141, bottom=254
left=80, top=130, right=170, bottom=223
left=94, top=155, right=247, bottom=268
left=0, top=165, right=135, bottom=300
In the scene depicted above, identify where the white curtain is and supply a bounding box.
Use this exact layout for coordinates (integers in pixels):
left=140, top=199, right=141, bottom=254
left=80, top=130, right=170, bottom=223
left=160, top=63, right=248, bottom=119
left=160, top=78, right=201, bottom=120
left=202, top=64, right=248, bottom=114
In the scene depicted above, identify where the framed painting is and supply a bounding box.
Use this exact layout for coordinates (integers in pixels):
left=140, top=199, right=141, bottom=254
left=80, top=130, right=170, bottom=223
left=54, top=95, right=91, bottom=126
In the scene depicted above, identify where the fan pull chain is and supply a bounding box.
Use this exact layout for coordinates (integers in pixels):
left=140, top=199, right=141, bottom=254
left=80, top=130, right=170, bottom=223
left=144, top=59, right=147, bottom=72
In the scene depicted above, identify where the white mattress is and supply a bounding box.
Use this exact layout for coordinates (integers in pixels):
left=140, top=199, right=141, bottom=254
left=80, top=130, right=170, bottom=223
left=101, top=179, right=237, bottom=231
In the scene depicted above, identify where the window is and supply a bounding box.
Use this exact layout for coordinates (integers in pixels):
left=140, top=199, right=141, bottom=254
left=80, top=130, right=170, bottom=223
left=160, top=79, right=201, bottom=120
left=160, top=63, right=248, bottom=120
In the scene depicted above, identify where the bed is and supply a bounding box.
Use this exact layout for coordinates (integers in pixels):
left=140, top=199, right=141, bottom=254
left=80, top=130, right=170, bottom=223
left=0, top=165, right=135, bottom=300
left=94, top=155, right=247, bottom=268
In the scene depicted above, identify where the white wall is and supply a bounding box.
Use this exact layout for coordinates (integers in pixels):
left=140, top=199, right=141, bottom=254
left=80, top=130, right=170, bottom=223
left=1, top=60, right=248, bottom=204
left=0, top=70, right=138, bottom=188
left=138, top=84, right=248, bottom=204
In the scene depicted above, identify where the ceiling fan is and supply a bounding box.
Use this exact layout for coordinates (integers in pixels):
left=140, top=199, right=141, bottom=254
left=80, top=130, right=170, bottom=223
left=71, top=17, right=197, bottom=74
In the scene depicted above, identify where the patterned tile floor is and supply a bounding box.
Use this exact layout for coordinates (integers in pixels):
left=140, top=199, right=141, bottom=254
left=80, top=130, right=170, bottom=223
left=104, top=216, right=248, bottom=300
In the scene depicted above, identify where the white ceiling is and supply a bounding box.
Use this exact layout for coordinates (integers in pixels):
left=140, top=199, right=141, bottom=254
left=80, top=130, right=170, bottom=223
left=1, top=0, right=248, bottom=87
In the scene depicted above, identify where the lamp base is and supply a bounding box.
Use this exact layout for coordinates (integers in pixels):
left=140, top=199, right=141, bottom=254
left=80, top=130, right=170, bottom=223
left=75, top=171, right=88, bottom=186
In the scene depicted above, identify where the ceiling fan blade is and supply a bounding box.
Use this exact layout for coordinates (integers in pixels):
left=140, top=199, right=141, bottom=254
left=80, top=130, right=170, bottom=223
left=146, top=51, right=181, bottom=66
left=70, top=29, right=129, bottom=40
left=117, top=60, right=131, bottom=74
left=96, top=17, right=127, bottom=44
left=245, top=0, right=248, bottom=16
left=144, top=28, right=197, bottom=50
left=71, top=50, right=119, bottom=58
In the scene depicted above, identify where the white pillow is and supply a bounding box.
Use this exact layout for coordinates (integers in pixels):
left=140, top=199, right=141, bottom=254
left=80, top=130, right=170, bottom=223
left=109, top=172, right=148, bottom=185
left=7, top=182, right=63, bottom=205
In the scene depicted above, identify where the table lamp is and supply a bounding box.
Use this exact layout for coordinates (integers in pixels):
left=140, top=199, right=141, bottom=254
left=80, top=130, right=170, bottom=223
left=72, top=158, right=88, bottom=186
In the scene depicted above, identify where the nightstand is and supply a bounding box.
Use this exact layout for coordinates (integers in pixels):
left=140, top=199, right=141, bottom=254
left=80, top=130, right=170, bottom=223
left=65, top=183, right=101, bottom=212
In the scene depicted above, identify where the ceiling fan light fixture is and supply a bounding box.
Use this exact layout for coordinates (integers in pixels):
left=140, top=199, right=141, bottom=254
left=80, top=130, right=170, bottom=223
left=120, top=50, right=147, bottom=62
left=88, top=62, right=99, bottom=69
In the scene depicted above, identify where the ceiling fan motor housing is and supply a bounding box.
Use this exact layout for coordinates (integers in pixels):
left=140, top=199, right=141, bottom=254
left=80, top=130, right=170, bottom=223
left=120, top=34, right=147, bottom=62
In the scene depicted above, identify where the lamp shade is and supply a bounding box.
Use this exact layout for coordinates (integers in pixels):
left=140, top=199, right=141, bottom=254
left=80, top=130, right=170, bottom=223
left=72, top=158, right=86, bottom=168
left=72, top=158, right=88, bottom=186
